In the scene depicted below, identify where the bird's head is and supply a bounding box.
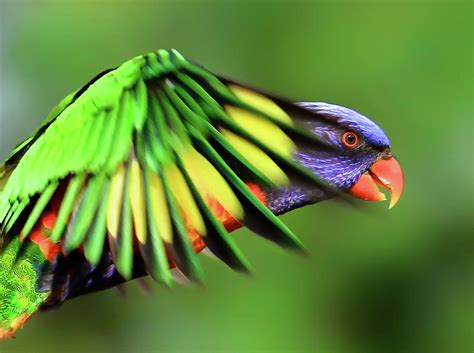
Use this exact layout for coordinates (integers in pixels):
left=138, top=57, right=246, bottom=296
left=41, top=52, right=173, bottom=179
left=296, top=102, right=404, bottom=208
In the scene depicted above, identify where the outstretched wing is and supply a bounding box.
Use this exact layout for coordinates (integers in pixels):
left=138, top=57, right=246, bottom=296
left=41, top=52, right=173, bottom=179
left=0, top=49, right=336, bottom=284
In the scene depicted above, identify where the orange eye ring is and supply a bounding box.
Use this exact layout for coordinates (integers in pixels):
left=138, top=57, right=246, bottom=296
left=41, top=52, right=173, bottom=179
left=342, top=131, right=359, bottom=148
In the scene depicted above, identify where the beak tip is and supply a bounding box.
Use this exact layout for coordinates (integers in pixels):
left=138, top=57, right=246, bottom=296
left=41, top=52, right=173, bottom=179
left=388, top=192, right=402, bottom=209
left=350, top=156, right=404, bottom=209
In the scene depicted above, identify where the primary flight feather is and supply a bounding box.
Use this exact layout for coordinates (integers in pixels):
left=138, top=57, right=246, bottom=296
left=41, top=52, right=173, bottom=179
left=0, top=49, right=404, bottom=338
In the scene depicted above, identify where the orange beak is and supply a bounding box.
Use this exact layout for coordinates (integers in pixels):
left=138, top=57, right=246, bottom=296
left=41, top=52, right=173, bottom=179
left=349, top=156, right=404, bottom=209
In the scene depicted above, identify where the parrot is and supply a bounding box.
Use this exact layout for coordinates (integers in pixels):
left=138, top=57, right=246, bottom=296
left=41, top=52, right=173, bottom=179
left=0, top=49, right=404, bottom=339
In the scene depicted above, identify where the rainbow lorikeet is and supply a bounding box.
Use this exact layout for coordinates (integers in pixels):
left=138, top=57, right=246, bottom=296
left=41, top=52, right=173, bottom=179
left=0, top=49, right=403, bottom=339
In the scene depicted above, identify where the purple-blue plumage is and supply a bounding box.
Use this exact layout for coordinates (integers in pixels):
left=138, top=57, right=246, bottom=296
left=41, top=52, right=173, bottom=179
left=268, top=103, right=392, bottom=215
left=299, top=102, right=390, bottom=148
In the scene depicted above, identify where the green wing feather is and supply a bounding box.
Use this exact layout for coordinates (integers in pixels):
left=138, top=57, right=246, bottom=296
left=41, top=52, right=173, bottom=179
left=0, top=49, right=336, bottom=282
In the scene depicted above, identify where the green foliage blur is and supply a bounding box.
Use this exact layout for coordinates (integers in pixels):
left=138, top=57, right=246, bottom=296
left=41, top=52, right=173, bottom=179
left=0, top=1, right=472, bottom=352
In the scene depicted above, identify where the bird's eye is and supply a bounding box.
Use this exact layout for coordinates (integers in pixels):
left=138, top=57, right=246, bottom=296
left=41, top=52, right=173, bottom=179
left=342, top=131, right=359, bottom=148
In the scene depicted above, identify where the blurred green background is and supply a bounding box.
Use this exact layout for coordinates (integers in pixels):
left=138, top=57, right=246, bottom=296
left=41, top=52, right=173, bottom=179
left=0, top=1, right=472, bottom=352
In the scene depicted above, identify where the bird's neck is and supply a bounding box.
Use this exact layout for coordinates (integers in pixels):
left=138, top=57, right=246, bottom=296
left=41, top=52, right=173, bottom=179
left=266, top=185, right=333, bottom=215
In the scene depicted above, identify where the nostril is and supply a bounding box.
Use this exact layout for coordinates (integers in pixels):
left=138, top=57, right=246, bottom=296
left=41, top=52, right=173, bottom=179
left=382, top=149, right=392, bottom=160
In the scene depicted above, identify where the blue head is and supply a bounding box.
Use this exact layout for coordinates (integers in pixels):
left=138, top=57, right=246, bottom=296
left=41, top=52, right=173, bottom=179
left=295, top=102, right=392, bottom=191
left=268, top=101, right=404, bottom=214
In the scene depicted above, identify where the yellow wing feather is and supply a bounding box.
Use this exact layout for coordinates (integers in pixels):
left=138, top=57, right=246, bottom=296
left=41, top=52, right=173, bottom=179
left=165, top=164, right=206, bottom=235
left=225, top=105, right=296, bottom=158
left=148, top=171, right=173, bottom=243
left=228, top=85, right=293, bottom=125
left=221, top=129, right=290, bottom=186
left=129, top=159, right=147, bottom=244
left=107, top=164, right=125, bottom=238
left=181, top=147, right=244, bottom=221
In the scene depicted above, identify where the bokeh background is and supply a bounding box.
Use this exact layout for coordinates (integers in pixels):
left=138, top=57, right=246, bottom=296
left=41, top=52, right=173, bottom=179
left=0, top=1, right=472, bottom=352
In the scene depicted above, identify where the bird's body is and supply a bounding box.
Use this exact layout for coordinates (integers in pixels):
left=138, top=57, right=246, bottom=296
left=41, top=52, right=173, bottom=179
left=0, top=49, right=403, bottom=339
